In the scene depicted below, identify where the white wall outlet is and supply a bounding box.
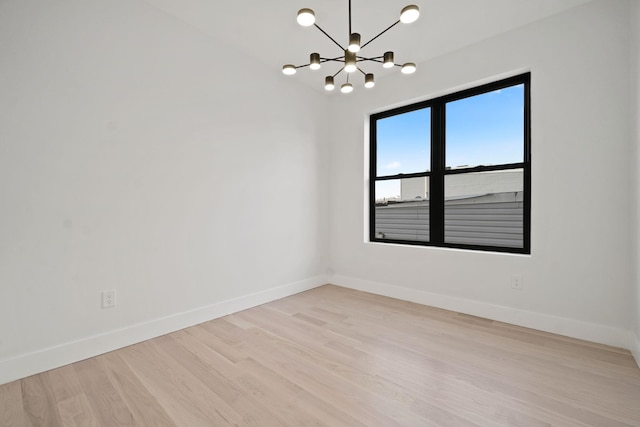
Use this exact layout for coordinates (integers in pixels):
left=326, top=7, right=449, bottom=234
left=102, top=290, right=116, bottom=308
left=511, top=276, right=523, bottom=290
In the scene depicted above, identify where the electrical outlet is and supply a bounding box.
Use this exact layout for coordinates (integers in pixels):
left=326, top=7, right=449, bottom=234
left=511, top=276, right=523, bottom=290
left=102, top=290, right=116, bottom=308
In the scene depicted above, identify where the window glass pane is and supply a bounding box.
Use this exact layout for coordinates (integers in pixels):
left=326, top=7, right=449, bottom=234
left=376, top=108, right=430, bottom=176
left=374, top=178, right=429, bottom=242
left=446, top=85, right=524, bottom=169
left=444, top=169, right=524, bottom=248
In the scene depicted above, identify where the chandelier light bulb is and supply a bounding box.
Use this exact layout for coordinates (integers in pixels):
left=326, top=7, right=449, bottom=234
left=297, top=8, right=316, bottom=26
left=401, top=62, right=417, bottom=74
left=325, top=76, right=335, bottom=91
left=344, top=50, right=357, bottom=73
left=383, top=51, right=395, bottom=68
left=348, top=33, right=361, bottom=53
left=341, top=83, right=353, bottom=93
left=400, top=5, right=420, bottom=24
left=310, top=53, right=321, bottom=70
left=282, top=64, right=297, bottom=75
left=365, top=73, right=375, bottom=88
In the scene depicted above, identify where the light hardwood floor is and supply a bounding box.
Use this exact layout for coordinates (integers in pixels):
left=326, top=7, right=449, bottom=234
left=1, top=285, right=639, bottom=426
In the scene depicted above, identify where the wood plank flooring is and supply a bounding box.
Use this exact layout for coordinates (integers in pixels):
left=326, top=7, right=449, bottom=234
left=1, top=285, right=639, bottom=426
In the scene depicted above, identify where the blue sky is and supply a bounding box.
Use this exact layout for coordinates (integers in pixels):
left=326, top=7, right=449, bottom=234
left=375, top=84, right=524, bottom=199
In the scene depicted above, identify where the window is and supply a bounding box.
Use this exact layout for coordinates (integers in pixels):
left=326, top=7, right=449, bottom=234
left=370, top=73, right=530, bottom=254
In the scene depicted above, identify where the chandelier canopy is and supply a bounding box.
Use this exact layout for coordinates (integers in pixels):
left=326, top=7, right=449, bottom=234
left=282, top=1, right=420, bottom=93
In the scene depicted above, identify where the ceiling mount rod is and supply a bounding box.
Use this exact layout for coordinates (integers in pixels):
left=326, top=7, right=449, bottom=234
left=348, top=0, right=352, bottom=36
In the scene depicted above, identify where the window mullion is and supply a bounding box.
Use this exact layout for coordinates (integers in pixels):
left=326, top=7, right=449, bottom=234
left=430, top=104, right=445, bottom=244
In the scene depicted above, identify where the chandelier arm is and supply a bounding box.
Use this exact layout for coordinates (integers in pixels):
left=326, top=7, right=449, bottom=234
left=356, top=67, right=367, bottom=75
left=355, top=56, right=383, bottom=62
left=322, top=59, right=347, bottom=65
left=356, top=56, right=401, bottom=67
left=321, top=55, right=346, bottom=63
left=360, top=20, right=400, bottom=50
left=332, top=68, right=345, bottom=78
left=313, top=24, right=345, bottom=51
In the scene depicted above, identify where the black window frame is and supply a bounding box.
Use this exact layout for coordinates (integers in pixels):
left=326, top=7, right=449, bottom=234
left=369, top=73, right=531, bottom=254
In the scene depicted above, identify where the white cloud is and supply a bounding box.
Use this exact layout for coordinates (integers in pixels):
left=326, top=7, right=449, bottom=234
left=386, top=161, right=401, bottom=169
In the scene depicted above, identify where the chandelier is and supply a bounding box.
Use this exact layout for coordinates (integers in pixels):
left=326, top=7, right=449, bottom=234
left=282, top=1, right=420, bottom=93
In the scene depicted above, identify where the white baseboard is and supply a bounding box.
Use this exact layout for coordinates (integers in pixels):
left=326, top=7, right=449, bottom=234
left=0, top=276, right=326, bottom=386
left=331, top=274, right=635, bottom=352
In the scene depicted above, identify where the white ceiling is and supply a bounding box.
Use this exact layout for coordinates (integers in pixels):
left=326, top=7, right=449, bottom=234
left=142, top=0, right=594, bottom=92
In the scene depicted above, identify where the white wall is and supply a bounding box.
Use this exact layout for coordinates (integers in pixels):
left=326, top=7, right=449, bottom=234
left=633, top=0, right=640, bottom=362
left=329, top=0, right=636, bottom=349
left=0, top=0, right=329, bottom=384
